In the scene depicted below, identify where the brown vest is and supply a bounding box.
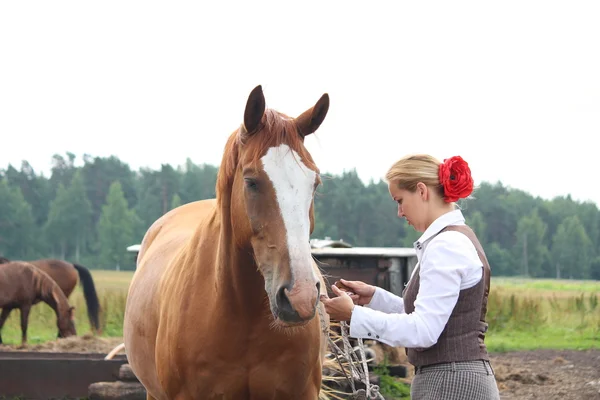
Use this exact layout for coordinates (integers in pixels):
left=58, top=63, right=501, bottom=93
left=402, top=225, right=491, bottom=367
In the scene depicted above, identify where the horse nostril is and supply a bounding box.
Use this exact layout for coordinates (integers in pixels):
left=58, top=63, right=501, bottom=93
left=316, top=281, right=321, bottom=297
left=276, top=285, right=294, bottom=314
left=276, top=285, right=304, bottom=323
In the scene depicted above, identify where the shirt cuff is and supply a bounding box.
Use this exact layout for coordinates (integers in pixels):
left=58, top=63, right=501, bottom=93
left=349, top=305, right=384, bottom=342
left=364, top=287, right=383, bottom=308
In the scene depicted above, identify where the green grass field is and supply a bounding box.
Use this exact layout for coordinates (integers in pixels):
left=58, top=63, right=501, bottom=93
left=1, top=271, right=599, bottom=353
left=485, top=277, right=600, bottom=352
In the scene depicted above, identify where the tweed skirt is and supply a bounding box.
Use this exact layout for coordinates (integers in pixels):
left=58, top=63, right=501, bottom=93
left=411, top=360, right=500, bottom=400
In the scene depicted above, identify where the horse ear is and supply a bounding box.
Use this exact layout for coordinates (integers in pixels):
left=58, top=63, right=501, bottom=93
left=243, top=85, right=266, bottom=135
left=296, top=93, right=329, bottom=138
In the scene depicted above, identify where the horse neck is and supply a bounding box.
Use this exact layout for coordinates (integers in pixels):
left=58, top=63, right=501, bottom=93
left=36, top=272, right=70, bottom=320
left=213, top=200, right=265, bottom=310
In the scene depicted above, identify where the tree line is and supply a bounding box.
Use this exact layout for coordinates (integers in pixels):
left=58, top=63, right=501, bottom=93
left=1, top=152, right=598, bottom=280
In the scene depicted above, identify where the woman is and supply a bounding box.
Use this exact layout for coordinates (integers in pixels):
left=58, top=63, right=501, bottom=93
left=321, top=154, right=500, bottom=400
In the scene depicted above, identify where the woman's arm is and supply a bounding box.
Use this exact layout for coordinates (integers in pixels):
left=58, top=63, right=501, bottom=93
left=349, top=231, right=482, bottom=348
left=365, top=286, right=406, bottom=314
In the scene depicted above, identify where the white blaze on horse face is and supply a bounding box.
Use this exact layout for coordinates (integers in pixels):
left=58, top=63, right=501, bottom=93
left=261, top=144, right=318, bottom=284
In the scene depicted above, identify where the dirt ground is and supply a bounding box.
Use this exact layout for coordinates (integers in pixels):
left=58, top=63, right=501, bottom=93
left=490, top=349, right=600, bottom=400
left=1, top=337, right=598, bottom=399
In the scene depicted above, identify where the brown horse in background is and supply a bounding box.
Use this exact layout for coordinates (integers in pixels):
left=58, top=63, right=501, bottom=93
left=0, top=261, right=77, bottom=346
left=0, top=257, right=101, bottom=334
left=124, top=85, right=331, bottom=400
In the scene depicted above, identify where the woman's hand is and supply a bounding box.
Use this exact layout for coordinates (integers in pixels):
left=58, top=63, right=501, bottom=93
left=336, top=279, right=376, bottom=306
left=320, top=285, right=355, bottom=321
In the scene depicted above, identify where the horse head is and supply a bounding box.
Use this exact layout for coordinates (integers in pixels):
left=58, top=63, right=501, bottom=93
left=57, top=305, right=77, bottom=339
left=217, top=85, right=329, bottom=327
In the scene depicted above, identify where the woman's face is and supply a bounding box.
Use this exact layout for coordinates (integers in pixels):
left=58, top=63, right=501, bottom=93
left=388, top=181, right=428, bottom=233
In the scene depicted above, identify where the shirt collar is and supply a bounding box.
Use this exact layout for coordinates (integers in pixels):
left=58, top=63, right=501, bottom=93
left=413, top=209, right=466, bottom=251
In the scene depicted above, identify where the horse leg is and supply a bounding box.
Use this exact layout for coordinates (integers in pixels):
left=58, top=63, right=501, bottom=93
left=19, top=304, right=31, bottom=348
left=0, top=308, right=12, bottom=344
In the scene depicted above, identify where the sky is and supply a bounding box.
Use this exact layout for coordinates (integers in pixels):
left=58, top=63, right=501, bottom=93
left=1, top=1, right=599, bottom=207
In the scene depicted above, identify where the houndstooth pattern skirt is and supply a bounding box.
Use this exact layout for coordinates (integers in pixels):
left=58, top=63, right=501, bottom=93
left=410, top=360, right=500, bottom=400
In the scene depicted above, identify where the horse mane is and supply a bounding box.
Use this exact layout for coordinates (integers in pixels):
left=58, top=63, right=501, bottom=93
left=33, top=266, right=68, bottom=313
left=0, top=256, right=10, bottom=264
left=216, top=108, right=318, bottom=205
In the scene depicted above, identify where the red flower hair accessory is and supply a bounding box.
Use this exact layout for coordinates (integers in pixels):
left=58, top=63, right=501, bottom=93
left=438, top=156, right=474, bottom=203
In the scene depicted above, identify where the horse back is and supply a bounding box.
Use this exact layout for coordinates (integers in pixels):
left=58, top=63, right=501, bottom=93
left=29, top=259, right=77, bottom=297
left=0, top=262, right=40, bottom=307
left=135, top=198, right=217, bottom=274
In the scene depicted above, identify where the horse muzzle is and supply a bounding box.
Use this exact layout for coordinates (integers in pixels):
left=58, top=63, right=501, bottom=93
left=274, top=280, right=320, bottom=324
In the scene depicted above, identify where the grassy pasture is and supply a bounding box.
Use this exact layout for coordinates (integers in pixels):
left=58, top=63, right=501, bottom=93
left=485, top=277, right=600, bottom=352
left=1, top=271, right=599, bottom=353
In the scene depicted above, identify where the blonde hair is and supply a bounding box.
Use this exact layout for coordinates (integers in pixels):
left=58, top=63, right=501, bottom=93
left=385, top=154, right=445, bottom=198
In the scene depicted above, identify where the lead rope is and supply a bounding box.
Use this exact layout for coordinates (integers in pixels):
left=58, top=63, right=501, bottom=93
left=318, top=307, right=384, bottom=400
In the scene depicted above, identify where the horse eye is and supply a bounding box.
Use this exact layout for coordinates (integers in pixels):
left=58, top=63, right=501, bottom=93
left=244, top=178, right=258, bottom=191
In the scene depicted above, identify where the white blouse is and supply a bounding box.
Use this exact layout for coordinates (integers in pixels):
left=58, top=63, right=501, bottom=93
left=349, top=209, right=483, bottom=349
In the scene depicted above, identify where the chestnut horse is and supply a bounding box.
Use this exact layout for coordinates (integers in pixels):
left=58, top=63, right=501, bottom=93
left=124, top=85, right=331, bottom=400
left=0, top=257, right=100, bottom=334
left=0, top=261, right=77, bottom=346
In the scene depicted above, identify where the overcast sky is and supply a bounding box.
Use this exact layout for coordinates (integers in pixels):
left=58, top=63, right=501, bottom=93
left=1, top=1, right=599, bottom=207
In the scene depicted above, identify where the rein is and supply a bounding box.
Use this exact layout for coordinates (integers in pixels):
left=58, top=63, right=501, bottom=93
left=318, top=306, right=384, bottom=400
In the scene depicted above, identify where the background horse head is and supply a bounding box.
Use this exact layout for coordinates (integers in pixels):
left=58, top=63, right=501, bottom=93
left=217, top=85, right=330, bottom=326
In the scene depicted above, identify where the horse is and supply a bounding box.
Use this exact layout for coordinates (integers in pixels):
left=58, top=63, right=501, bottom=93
left=0, top=257, right=101, bottom=334
left=123, top=85, right=331, bottom=400
left=0, top=261, right=77, bottom=347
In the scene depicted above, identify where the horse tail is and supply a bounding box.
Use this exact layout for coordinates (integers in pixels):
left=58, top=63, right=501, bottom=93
left=73, top=263, right=101, bottom=333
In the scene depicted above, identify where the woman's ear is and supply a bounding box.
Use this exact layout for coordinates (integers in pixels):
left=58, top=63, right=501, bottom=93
left=416, top=182, right=428, bottom=200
